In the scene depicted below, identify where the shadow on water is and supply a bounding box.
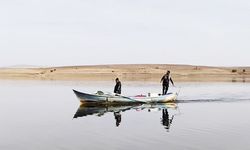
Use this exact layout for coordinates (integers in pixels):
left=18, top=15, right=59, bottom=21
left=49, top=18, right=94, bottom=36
left=73, top=103, right=178, bottom=131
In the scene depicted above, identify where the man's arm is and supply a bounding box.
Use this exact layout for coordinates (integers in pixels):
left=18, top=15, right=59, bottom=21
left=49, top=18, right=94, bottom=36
left=160, top=75, right=165, bottom=83
left=118, top=82, right=121, bottom=91
left=114, top=85, right=117, bottom=93
left=114, top=83, right=118, bottom=93
left=170, top=77, right=174, bottom=86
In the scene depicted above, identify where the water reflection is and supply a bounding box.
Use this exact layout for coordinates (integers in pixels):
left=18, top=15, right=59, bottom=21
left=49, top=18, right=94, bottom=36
left=73, top=103, right=178, bottom=131
left=73, top=104, right=140, bottom=118
left=114, top=112, right=121, bottom=127
left=162, top=109, right=174, bottom=132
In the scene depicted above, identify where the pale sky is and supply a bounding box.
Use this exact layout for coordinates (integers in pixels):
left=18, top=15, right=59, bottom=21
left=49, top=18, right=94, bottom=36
left=1, top=0, right=250, bottom=67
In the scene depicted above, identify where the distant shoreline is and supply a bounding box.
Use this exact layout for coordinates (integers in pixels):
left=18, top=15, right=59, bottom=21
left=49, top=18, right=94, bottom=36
left=0, top=64, right=249, bottom=82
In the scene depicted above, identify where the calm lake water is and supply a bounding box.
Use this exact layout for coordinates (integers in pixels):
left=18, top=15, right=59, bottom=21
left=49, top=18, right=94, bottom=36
left=0, top=80, right=250, bottom=150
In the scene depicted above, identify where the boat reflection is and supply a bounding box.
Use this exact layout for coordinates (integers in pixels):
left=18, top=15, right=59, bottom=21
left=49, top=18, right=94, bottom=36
left=73, top=103, right=140, bottom=118
left=73, top=103, right=178, bottom=131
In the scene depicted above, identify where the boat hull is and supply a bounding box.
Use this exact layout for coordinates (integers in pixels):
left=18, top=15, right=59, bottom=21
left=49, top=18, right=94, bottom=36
left=73, top=89, right=177, bottom=104
left=131, top=93, right=177, bottom=103
left=73, top=90, right=137, bottom=104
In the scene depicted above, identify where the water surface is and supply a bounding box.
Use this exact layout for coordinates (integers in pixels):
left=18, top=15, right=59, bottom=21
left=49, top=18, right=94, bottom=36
left=0, top=80, right=250, bottom=150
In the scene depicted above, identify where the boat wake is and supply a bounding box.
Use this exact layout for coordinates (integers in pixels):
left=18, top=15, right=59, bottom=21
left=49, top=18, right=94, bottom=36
left=176, top=98, right=250, bottom=103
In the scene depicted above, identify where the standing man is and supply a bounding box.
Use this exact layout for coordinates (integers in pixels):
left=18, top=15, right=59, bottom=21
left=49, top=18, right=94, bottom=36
left=160, top=70, right=174, bottom=95
left=114, top=78, right=121, bottom=94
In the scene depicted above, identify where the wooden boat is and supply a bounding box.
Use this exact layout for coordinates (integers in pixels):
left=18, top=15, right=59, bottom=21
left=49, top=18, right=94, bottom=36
left=73, top=89, right=137, bottom=104
left=73, top=89, right=177, bottom=104
left=130, top=93, right=177, bottom=103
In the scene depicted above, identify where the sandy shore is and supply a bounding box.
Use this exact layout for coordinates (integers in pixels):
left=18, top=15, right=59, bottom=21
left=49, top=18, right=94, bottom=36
left=0, top=64, right=249, bottom=82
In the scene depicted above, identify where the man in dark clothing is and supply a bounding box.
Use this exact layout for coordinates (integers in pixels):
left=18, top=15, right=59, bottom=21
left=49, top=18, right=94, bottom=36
left=160, top=70, right=174, bottom=95
left=114, top=78, right=121, bottom=94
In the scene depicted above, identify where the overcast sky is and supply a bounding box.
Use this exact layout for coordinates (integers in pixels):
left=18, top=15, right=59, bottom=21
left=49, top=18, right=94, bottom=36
left=1, top=0, right=249, bottom=67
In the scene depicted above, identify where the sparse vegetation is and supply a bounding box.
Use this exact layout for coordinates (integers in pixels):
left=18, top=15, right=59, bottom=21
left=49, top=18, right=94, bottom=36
left=232, top=69, right=237, bottom=73
left=50, top=68, right=56, bottom=73
left=193, top=66, right=200, bottom=70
